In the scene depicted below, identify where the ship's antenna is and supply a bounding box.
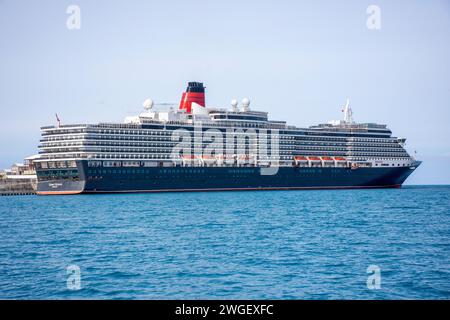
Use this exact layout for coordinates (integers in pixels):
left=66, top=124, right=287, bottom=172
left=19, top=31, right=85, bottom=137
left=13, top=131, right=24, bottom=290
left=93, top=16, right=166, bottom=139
left=143, top=99, right=177, bottom=111
left=55, top=113, right=61, bottom=127
left=342, top=98, right=353, bottom=124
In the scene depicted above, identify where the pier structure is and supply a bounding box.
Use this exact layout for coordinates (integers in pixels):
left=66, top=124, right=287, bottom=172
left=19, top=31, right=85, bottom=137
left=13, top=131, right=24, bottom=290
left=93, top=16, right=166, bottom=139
left=0, top=155, right=38, bottom=196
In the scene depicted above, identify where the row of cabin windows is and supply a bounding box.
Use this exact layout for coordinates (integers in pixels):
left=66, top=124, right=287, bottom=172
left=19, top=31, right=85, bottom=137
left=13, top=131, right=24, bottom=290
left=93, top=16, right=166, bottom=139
left=40, top=140, right=404, bottom=151
left=41, top=146, right=409, bottom=158
left=37, top=161, right=77, bottom=169
left=41, top=140, right=404, bottom=151
left=42, top=130, right=396, bottom=143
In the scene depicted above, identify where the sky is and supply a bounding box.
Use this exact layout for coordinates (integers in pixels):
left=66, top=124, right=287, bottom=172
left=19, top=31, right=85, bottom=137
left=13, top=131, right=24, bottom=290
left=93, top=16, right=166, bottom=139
left=0, top=0, right=449, bottom=184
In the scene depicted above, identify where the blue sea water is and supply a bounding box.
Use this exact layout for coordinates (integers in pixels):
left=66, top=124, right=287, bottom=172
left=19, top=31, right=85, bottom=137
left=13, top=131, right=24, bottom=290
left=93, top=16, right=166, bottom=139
left=0, top=185, right=449, bottom=299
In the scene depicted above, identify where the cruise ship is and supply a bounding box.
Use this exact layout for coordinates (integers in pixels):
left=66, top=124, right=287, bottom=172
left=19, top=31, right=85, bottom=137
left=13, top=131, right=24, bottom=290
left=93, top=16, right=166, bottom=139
left=35, top=82, right=421, bottom=195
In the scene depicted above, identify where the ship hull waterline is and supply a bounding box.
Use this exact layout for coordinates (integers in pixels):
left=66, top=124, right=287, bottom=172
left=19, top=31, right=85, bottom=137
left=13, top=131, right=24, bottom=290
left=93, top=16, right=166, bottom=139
left=36, top=162, right=420, bottom=195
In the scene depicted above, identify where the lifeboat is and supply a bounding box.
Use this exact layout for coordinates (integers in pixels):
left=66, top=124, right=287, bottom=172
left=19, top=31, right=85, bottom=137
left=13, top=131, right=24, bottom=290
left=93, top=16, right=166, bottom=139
left=200, top=155, right=216, bottom=163
left=181, top=154, right=198, bottom=166
left=237, top=154, right=255, bottom=165
left=215, top=154, right=236, bottom=164
left=294, top=156, right=308, bottom=167
left=321, top=156, right=334, bottom=161
left=334, top=157, right=346, bottom=161
left=308, top=156, right=321, bottom=161
left=215, top=154, right=235, bottom=159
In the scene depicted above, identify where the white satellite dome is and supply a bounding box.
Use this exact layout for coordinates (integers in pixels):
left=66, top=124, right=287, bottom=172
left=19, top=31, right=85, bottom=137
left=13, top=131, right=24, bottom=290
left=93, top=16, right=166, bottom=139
left=231, top=99, right=238, bottom=111
left=241, top=98, right=250, bottom=111
left=143, top=98, right=154, bottom=110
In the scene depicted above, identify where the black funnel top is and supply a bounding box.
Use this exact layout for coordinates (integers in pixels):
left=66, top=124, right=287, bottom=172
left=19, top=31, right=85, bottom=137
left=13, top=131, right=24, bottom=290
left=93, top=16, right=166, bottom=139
left=186, top=82, right=205, bottom=93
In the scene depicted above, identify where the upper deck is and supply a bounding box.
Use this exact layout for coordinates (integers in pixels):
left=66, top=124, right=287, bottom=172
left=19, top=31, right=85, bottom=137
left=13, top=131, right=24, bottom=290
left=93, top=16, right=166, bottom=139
left=41, top=102, right=392, bottom=139
left=36, top=82, right=413, bottom=167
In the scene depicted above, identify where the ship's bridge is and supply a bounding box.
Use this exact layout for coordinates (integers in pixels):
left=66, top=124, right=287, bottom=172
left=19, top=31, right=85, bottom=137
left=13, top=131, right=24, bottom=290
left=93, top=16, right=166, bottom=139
left=308, top=98, right=393, bottom=137
left=310, top=122, right=392, bottom=136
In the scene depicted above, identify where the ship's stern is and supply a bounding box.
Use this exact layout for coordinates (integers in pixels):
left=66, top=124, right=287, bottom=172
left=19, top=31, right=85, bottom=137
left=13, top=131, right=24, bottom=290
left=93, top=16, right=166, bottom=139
left=35, top=160, right=86, bottom=195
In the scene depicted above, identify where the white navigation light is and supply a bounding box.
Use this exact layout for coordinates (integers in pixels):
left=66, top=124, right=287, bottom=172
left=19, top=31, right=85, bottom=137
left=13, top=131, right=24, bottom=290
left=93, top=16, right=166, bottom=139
left=143, top=98, right=154, bottom=111
left=231, top=99, right=238, bottom=111
left=242, top=98, right=250, bottom=111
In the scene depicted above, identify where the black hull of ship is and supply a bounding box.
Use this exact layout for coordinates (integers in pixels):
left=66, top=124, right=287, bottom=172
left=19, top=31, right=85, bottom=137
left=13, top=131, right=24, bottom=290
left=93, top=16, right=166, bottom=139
left=36, top=161, right=420, bottom=195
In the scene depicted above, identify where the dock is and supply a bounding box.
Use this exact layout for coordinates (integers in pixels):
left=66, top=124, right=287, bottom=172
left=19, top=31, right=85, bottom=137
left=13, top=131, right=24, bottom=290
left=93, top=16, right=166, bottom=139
left=0, top=191, right=36, bottom=196
left=0, top=175, right=37, bottom=196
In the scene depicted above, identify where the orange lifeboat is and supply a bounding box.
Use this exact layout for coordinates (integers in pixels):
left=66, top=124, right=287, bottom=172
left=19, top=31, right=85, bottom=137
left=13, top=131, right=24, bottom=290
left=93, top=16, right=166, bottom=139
left=200, top=155, right=216, bottom=164
left=215, top=154, right=236, bottom=162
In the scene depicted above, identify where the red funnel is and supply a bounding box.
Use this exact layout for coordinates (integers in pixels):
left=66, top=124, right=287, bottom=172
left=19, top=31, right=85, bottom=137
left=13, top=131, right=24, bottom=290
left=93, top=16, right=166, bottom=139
left=179, top=82, right=205, bottom=113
